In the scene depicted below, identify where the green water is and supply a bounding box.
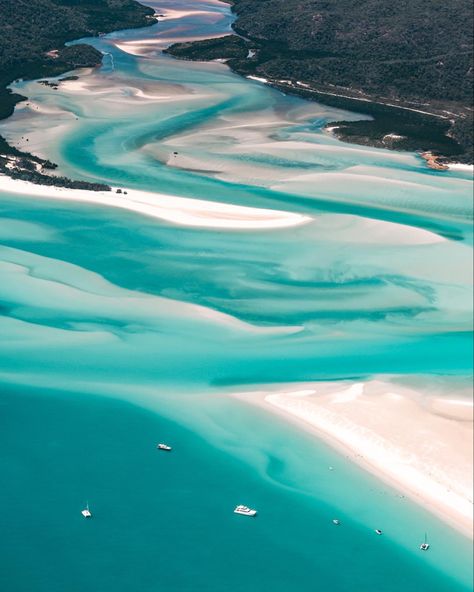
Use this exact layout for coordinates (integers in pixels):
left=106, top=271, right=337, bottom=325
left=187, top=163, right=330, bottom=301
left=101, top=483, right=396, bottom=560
left=0, top=1, right=472, bottom=590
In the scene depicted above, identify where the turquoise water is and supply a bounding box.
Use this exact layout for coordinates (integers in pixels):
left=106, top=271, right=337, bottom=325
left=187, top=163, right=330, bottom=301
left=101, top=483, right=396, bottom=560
left=0, top=382, right=470, bottom=592
left=0, top=1, right=473, bottom=590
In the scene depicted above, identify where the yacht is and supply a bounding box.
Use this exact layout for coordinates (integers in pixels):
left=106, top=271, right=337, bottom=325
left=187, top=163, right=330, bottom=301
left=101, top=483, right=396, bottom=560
left=234, top=505, right=257, bottom=517
left=81, top=502, right=92, bottom=518
left=157, top=443, right=172, bottom=451
left=375, top=529, right=383, bottom=535
left=332, top=519, right=340, bottom=525
left=420, top=533, right=430, bottom=551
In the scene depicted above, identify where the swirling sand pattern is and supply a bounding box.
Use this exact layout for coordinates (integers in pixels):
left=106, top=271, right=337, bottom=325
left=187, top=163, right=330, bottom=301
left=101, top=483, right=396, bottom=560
left=0, top=1, right=472, bottom=591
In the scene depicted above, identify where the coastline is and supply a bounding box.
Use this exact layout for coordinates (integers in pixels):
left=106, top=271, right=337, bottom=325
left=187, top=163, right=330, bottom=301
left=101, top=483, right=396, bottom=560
left=0, top=0, right=158, bottom=185
left=1, top=0, right=472, bottom=542
left=233, top=379, right=474, bottom=539
left=0, top=2, right=472, bottom=589
left=246, top=76, right=472, bottom=168
left=448, top=163, right=474, bottom=172
left=1, top=176, right=453, bottom=243
left=0, top=174, right=310, bottom=230
left=165, top=20, right=473, bottom=165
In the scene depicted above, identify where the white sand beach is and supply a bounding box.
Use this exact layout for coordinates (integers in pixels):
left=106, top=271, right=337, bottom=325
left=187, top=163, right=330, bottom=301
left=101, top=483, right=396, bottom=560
left=247, top=76, right=270, bottom=84
left=0, top=173, right=451, bottom=248
left=448, top=163, right=474, bottom=173
left=234, top=378, right=474, bottom=538
left=114, top=31, right=230, bottom=56
left=0, top=175, right=310, bottom=230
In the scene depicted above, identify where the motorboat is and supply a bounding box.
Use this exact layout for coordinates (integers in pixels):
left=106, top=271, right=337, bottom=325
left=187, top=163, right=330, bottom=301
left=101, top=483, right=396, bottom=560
left=234, top=505, right=257, bottom=517
left=81, top=502, right=92, bottom=518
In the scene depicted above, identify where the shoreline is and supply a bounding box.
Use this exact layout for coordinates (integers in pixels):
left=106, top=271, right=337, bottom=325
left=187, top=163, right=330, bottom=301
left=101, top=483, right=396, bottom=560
left=1, top=0, right=472, bottom=534
left=0, top=0, right=158, bottom=183
left=233, top=380, right=474, bottom=539
left=0, top=176, right=452, bottom=244
left=166, top=21, right=473, bottom=165
left=448, top=163, right=474, bottom=172
left=0, top=174, right=311, bottom=230
left=248, top=75, right=473, bottom=169
left=250, top=77, right=474, bottom=169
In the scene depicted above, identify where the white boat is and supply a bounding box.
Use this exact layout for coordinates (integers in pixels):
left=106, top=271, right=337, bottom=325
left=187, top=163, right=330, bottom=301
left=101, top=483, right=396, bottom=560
left=420, top=533, right=430, bottom=551
left=81, top=502, right=92, bottom=518
left=375, top=529, right=383, bottom=535
left=332, top=519, right=340, bottom=525
left=234, top=505, right=257, bottom=517
left=157, top=443, right=172, bottom=451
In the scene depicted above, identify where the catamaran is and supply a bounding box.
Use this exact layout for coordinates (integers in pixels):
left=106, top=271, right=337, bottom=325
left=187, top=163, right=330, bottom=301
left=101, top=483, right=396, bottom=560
left=157, top=443, right=172, bottom=451
left=420, top=533, right=430, bottom=551
left=234, top=505, right=257, bottom=517
left=81, top=502, right=92, bottom=518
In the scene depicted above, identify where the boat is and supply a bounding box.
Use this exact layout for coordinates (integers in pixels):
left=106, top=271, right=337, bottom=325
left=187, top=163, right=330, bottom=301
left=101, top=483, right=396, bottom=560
left=234, top=505, right=257, bottom=517
left=332, top=519, right=340, bottom=525
left=375, top=529, right=383, bottom=535
left=157, top=443, right=172, bottom=451
left=420, top=533, right=430, bottom=551
left=81, top=502, right=92, bottom=518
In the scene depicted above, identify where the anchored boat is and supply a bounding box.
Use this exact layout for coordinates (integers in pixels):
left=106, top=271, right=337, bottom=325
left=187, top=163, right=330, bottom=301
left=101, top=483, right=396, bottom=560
left=81, top=502, right=92, bottom=518
left=234, top=505, right=257, bottom=517
left=420, top=533, right=430, bottom=551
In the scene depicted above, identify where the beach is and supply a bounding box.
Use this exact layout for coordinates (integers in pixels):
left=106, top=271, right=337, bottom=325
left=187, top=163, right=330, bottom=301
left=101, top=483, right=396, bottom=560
left=0, top=174, right=310, bottom=230
left=234, top=378, right=473, bottom=538
left=0, top=0, right=472, bottom=590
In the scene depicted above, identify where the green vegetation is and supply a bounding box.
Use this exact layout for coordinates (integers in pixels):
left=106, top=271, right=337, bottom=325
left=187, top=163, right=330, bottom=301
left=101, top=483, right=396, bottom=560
left=0, top=0, right=156, bottom=188
left=166, top=35, right=251, bottom=62
left=167, top=0, right=473, bottom=162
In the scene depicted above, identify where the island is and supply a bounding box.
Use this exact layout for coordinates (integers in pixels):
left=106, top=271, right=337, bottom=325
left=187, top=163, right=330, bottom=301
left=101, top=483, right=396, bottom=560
left=0, top=0, right=157, bottom=189
left=166, top=0, right=473, bottom=165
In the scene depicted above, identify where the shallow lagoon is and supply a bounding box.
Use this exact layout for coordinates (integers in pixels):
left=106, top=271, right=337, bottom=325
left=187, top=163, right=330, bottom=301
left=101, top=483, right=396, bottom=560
left=0, top=1, right=473, bottom=590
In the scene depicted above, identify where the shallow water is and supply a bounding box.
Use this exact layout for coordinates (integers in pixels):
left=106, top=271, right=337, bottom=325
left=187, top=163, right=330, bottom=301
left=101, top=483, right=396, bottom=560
left=0, top=1, right=473, bottom=590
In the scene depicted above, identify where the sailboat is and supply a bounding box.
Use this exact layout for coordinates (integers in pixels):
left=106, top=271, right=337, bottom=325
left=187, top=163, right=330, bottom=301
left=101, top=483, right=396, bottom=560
left=81, top=502, right=92, bottom=518
left=420, top=533, right=430, bottom=551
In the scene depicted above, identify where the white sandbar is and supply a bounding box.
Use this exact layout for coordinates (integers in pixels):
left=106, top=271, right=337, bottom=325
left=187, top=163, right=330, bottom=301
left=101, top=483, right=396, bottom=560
left=448, top=163, right=474, bottom=173
left=0, top=175, right=311, bottom=230
left=234, top=378, right=473, bottom=538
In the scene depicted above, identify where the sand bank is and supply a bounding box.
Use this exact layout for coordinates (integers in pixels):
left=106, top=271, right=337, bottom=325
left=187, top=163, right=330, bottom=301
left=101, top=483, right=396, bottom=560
left=234, top=378, right=473, bottom=538
left=154, top=8, right=220, bottom=20
left=0, top=175, right=310, bottom=230
left=114, top=31, right=230, bottom=56
left=247, top=76, right=270, bottom=84
left=448, top=163, right=474, bottom=173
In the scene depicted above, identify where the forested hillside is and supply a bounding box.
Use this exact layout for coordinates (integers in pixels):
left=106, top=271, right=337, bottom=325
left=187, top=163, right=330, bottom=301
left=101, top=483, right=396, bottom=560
left=0, top=0, right=156, bottom=186
left=168, top=0, right=473, bottom=162
left=232, top=0, right=473, bottom=104
left=0, top=0, right=155, bottom=116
